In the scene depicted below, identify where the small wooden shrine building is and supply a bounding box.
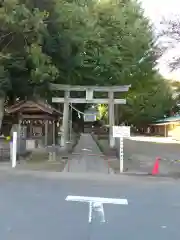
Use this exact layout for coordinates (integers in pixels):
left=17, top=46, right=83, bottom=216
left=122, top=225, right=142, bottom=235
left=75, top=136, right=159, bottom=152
left=5, top=100, right=63, bottom=150
left=149, top=115, right=180, bottom=139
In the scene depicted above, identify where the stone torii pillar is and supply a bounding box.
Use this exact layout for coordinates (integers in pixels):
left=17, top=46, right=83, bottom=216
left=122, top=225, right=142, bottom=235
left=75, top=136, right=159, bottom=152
left=61, top=90, right=70, bottom=147
left=108, top=91, right=115, bottom=148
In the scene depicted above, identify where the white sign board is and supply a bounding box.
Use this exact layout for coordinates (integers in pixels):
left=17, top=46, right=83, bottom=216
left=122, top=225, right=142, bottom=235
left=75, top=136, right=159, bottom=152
left=84, top=114, right=96, bottom=122
left=113, top=126, right=130, bottom=138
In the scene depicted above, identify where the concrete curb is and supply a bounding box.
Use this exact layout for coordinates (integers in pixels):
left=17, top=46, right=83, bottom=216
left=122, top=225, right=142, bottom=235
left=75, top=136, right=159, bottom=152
left=122, top=171, right=180, bottom=179
left=0, top=166, right=179, bottom=183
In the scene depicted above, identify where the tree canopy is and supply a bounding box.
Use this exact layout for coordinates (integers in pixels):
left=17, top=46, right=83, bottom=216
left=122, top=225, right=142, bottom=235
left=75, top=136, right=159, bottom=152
left=42, top=0, right=158, bottom=87
left=0, top=0, right=174, bottom=128
left=0, top=0, right=58, bottom=100
left=120, top=75, right=174, bottom=126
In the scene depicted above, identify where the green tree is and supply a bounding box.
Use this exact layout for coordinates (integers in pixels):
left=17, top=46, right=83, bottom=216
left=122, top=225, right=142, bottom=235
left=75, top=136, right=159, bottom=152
left=0, top=0, right=58, bottom=129
left=43, top=0, right=158, bottom=87
left=42, top=0, right=162, bottom=119
left=0, top=0, right=171, bottom=129
left=119, top=75, right=174, bottom=127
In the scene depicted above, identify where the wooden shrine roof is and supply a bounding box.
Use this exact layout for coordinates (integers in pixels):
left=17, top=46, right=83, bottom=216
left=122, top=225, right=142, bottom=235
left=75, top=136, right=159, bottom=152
left=6, top=100, right=63, bottom=116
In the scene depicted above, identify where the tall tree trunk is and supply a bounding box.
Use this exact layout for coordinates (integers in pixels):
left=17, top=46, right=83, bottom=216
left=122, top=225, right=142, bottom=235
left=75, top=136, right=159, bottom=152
left=0, top=96, right=5, bottom=133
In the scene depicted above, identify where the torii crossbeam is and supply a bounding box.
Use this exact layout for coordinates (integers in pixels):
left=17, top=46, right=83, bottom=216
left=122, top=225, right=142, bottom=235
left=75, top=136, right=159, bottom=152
left=50, top=84, right=130, bottom=149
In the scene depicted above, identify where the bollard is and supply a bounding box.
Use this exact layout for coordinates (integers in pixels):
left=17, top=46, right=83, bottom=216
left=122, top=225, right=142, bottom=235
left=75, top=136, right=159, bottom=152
left=11, top=132, right=17, bottom=168
left=151, top=157, right=161, bottom=175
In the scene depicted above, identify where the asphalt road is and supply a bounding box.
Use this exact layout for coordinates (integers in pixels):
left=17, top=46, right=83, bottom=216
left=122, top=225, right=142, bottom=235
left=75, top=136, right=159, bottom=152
left=0, top=173, right=180, bottom=240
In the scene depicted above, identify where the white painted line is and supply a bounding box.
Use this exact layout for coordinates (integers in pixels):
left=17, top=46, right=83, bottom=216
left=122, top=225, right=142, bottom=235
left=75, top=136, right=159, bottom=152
left=66, top=195, right=128, bottom=223
left=66, top=195, right=128, bottom=205
left=89, top=202, right=93, bottom=223
left=90, top=202, right=105, bottom=223
left=81, top=148, right=92, bottom=152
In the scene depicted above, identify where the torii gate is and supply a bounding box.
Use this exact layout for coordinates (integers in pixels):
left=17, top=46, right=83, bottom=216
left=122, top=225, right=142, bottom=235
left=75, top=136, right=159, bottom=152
left=50, top=84, right=130, bottom=149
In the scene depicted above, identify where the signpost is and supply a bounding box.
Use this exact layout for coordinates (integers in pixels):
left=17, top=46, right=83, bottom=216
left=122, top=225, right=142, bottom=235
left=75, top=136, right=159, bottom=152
left=113, top=126, right=130, bottom=173
left=66, top=195, right=128, bottom=223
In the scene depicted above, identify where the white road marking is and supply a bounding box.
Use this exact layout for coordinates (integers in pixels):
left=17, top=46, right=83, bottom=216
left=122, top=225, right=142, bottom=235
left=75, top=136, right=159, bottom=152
left=66, top=196, right=128, bottom=204
left=161, top=225, right=167, bottom=229
left=65, top=195, right=128, bottom=223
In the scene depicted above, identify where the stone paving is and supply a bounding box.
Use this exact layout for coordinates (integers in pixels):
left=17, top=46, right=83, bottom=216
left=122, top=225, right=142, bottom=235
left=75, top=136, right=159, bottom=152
left=63, top=133, right=110, bottom=174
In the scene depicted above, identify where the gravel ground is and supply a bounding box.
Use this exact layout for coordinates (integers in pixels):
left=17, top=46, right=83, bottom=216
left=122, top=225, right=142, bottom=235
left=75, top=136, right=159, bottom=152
left=93, top=134, right=180, bottom=176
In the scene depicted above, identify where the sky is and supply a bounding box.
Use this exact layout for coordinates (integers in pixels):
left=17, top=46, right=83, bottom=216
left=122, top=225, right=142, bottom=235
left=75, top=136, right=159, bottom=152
left=141, top=0, right=180, bottom=80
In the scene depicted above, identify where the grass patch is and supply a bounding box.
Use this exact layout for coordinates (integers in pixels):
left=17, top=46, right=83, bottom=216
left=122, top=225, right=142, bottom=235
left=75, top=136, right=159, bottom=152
left=18, top=159, right=67, bottom=172
left=108, top=159, right=120, bottom=173
left=18, top=151, right=68, bottom=172
left=27, top=153, right=49, bottom=163
left=97, top=134, right=109, bottom=140
left=92, top=133, right=120, bottom=173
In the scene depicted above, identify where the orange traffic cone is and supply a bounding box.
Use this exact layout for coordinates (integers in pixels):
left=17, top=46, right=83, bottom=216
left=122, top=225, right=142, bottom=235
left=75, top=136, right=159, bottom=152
left=151, top=157, right=161, bottom=175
